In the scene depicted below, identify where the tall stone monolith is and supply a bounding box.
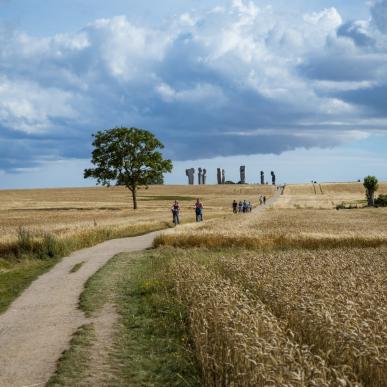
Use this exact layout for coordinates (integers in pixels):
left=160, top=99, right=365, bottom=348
left=260, top=171, right=265, bottom=185
left=271, top=171, right=276, bottom=186
left=186, top=168, right=195, bottom=185
left=217, top=168, right=222, bottom=185
left=240, top=166, right=246, bottom=184
left=198, top=168, right=203, bottom=185
left=203, top=169, right=207, bottom=185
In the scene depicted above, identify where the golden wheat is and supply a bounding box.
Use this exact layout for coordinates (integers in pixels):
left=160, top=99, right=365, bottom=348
left=167, top=255, right=365, bottom=386
left=0, top=185, right=274, bottom=248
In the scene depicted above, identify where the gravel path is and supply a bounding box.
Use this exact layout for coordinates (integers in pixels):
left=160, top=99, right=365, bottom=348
left=0, top=232, right=159, bottom=387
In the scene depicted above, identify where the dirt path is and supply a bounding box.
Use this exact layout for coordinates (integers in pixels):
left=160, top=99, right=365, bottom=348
left=0, top=232, right=159, bottom=387
left=253, top=187, right=283, bottom=213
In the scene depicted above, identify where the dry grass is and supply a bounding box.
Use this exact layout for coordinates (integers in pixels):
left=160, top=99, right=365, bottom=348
left=161, top=247, right=386, bottom=386
left=155, top=206, right=387, bottom=250
left=0, top=184, right=274, bottom=247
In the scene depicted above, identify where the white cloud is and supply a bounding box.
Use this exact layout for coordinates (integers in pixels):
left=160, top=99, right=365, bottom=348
left=0, top=0, right=387, bottom=172
left=0, top=76, right=78, bottom=133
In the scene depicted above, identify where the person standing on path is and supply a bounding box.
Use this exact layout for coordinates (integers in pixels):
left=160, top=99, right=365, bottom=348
left=195, top=198, right=203, bottom=222
left=171, top=200, right=180, bottom=225
left=263, top=196, right=267, bottom=205
left=232, top=200, right=238, bottom=214
left=243, top=200, right=248, bottom=213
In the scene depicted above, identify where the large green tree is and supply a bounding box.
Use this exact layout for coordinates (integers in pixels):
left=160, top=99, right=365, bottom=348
left=363, top=176, right=379, bottom=207
left=84, top=127, right=173, bottom=209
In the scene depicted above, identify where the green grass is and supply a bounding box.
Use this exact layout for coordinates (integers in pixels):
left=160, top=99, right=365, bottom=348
left=52, top=251, right=201, bottom=386
left=47, top=324, right=95, bottom=387
left=0, top=222, right=171, bottom=315
left=0, top=258, right=60, bottom=313
left=69, top=262, right=85, bottom=273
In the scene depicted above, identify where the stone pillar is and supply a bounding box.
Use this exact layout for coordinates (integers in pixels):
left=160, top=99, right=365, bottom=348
left=202, top=169, right=207, bottom=185
left=222, top=169, right=225, bottom=184
left=198, top=168, right=203, bottom=185
left=217, top=168, right=222, bottom=185
left=186, top=168, right=195, bottom=185
left=260, top=171, right=264, bottom=185
left=271, top=171, right=276, bottom=186
left=240, top=166, right=246, bottom=184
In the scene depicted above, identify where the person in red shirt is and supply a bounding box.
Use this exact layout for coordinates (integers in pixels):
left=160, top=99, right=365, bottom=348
left=194, top=198, right=203, bottom=222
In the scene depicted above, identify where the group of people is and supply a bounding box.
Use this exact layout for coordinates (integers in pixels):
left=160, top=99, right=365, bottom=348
left=171, top=198, right=203, bottom=225
left=171, top=194, right=268, bottom=225
left=232, top=200, right=252, bottom=213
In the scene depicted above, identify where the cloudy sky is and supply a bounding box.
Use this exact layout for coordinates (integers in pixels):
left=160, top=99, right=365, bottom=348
left=0, top=0, right=387, bottom=188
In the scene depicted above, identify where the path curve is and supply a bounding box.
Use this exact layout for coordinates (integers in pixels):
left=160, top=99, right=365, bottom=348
left=0, top=231, right=159, bottom=387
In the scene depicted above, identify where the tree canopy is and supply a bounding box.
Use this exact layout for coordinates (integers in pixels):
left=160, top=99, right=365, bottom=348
left=363, top=176, right=379, bottom=206
left=84, top=127, right=173, bottom=209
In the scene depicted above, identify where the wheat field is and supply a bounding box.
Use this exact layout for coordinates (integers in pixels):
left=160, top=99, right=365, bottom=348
left=274, top=182, right=387, bottom=209
left=153, top=182, right=387, bottom=386
left=0, top=184, right=274, bottom=246
left=1, top=182, right=386, bottom=385
left=163, top=246, right=386, bottom=386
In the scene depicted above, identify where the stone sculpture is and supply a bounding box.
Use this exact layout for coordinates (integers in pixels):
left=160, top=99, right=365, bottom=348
left=217, top=168, right=222, bottom=185
left=260, top=171, right=265, bottom=185
left=240, top=166, right=246, bottom=184
left=198, top=168, right=203, bottom=185
left=202, top=169, right=207, bottom=185
left=222, top=169, right=225, bottom=184
left=271, top=171, right=276, bottom=186
left=186, top=168, right=195, bottom=185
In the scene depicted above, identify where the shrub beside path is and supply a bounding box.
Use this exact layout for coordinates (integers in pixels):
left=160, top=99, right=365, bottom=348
left=0, top=232, right=159, bottom=387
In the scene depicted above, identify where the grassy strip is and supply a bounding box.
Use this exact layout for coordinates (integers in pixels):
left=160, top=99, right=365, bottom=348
left=47, top=324, right=95, bottom=387
left=154, top=233, right=387, bottom=250
left=0, top=258, right=59, bottom=313
left=0, top=222, right=172, bottom=258
left=69, top=262, right=85, bottom=274
left=0, top=222, right=171, bottom=315
left=52, top=251, right=201, bottom=386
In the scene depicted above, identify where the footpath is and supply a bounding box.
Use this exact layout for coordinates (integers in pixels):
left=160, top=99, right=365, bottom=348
left=0, top=232, right=158, bottom=387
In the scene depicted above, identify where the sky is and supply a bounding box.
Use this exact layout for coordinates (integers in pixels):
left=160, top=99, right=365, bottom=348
left=0, top=0, right=387, bottom=188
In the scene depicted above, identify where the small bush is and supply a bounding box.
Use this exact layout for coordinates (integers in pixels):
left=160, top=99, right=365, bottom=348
left=375, top=194, right=387, bottom=207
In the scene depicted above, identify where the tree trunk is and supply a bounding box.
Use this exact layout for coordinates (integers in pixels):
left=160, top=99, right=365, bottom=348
left=367, top=190, right=375, bottom=207
left=129, top=187, right=138, bottom=210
